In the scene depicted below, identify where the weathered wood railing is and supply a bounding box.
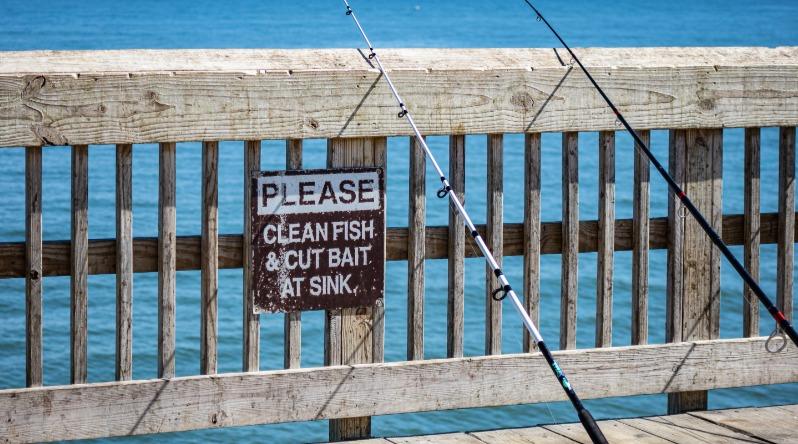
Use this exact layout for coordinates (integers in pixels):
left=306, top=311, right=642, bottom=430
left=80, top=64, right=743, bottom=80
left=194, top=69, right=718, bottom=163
left=1, top=47, right=797, bottom=442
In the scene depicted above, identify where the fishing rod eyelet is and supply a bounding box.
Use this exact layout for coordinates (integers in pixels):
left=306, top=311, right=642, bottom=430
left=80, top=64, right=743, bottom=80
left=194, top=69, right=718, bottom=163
left=398, top=109, right=408, bottom=118
left=436, top=186, right=450, bottom=199
left=368, top=52, right=376, bottom=60
left=492, top=285, right=511, bottom=302
left=766, top=326, right=788, bottom=353
left=346, top=10, right=352, bottom=16
left=536, top=15, right=542, bottom=22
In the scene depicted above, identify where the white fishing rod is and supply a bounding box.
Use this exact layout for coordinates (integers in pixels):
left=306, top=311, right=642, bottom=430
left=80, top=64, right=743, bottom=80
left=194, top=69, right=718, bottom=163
left=341, top=2, right=607, bottom=443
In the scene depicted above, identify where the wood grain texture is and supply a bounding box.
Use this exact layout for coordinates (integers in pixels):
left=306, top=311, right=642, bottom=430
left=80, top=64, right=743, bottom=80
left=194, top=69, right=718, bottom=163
left=326, top=136, right=387, bottom=441
left=200, top=141, right=218, bottom=375
left=0, top=212, right=791, bottom=280
left=1, top=337, right=795, bottom=443
left=523, top=133, right=541, bottom=352
left=115, top=144, right=133, bottom=381
left=70, top=145, right=88, bottom=384
left=544, top=419, right=664, bottom=443
left=407, top=136, right=425, bottom=361
left=633, top=130, right=651, bottom=346
left=561, top=132, right=579, bottom=350
left=242, top=140, right=260, bottom=372
left=691, top=406, right=798, bottom=444
left=778, top=127, right=795, bottom=321
left=1, top=48, right=797, bottom=147
left=667, top=129, right=723, bottom=414
left=474, top=427, right=579, bottom=444
left=743, top=128, right=761, bottom=337
left=486, top=134, right=503, bottom=355
left=158, top=142, right=176, bottom=379
left=667, top=130, right=686, bottom=345
left=596, top=131, right=614, bottom=348
left=25, top=146, right=42, bottom=388
left=621, top=412, right=771, bottom=443
left=284, top=139, right=302, bottom=370
left=447, top=136, right=465, bottom=358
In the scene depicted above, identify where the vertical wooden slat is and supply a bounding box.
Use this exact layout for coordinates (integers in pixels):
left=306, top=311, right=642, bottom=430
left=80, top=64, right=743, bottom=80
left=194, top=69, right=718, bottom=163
left=710, top=130, right=724, bottom=342
left=158, top=142, right=176, bottom=379
left=596, top=131, right=614, bottom=348
left=778, top=127, right=795, bottom=322
left=485, top=134, right=503, bottom=355
left=115, top=144, right=133, bottom=381
left=743, top=128, right=760, bottom=337
left=71, top=145, right=89, bottom=384
left=667, top=130, right=686, bottom=345
left=523, top=133, right=541, bottom=352
left=408, top=136, right=426, bottom=360
left=324, top=309, right=342, bottom=367
left=326, top=137, right=386, bottom=441
left=25, top=146, right=42, bottom=387
left=372, top=142, right=387, bottom=365
left=632, top=130, right=650, bottom=345
left=561, top=132, right=579, bottom=350
left=447, top=135, right=465, bottom=358
left=667, top=128, right=723, bottom=414
left=243, top=140, right=261, bottom=372
left=200, top=141, right=218, bottom=375
left=284, top=139, right=302, bottom=370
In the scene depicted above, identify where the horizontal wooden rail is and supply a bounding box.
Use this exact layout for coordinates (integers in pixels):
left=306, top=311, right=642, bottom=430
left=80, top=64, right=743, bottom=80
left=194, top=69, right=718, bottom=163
left=0, top=47, right=796, bottom=147
left=0, top=212, right=792, bottom=279
left=1, top=337, right=794, bottom=443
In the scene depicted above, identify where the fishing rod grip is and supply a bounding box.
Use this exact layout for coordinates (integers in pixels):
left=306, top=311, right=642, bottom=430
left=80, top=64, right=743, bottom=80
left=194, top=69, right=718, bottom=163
left=577, top=407, right=608, bottom=444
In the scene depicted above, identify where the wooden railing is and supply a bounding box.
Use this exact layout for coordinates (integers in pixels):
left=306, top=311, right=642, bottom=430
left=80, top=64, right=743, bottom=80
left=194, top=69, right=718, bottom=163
left=0, top=47, right=797, bottom=442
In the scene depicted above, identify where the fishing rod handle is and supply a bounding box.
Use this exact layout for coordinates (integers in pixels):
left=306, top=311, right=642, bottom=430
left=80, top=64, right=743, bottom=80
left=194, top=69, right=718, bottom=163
left=578, top=407, right=608, bottom=444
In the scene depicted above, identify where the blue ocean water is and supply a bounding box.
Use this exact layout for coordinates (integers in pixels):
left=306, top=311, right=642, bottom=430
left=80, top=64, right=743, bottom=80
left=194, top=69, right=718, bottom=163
left=0, top=0, right=797, bottom=442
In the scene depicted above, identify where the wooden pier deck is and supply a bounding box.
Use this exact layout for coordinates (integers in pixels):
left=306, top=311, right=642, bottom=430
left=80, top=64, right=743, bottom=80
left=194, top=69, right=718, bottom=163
left=345, top=404, right=798, bottom=443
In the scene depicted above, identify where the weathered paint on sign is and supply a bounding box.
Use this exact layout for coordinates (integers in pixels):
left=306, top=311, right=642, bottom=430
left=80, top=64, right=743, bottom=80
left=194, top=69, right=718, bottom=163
left=250, top=167, right=385, bottom=313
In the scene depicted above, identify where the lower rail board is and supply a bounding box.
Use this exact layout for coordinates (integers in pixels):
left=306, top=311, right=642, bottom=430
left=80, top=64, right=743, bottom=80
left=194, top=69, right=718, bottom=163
left=0, top=212, right=791, bottom=279
left=1, top=337, right=795, bottom=443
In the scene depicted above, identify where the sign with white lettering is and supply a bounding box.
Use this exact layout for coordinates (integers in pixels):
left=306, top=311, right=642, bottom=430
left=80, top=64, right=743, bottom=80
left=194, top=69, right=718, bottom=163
left=250, top=168, right=385, bottom=313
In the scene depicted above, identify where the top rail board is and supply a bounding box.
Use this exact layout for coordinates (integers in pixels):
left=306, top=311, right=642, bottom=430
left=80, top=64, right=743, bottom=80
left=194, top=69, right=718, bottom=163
left=0, top=47, right=796, bottom=147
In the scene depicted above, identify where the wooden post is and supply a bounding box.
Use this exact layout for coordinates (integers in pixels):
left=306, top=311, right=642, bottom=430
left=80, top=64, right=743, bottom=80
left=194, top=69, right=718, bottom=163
left=523, top=133, right=541, bottom=352
left=326, top=137, right=386, bottom=441
left=743, top=128, right=760, bottom=337
left=116, top=144, right=133, bottom=381
left=596, top=131, right=615, bottom=348
left=632, top=130, right=650, bottom=345
left=71, top=145, right=89, bottom=384
left=667, top=129, right=723, bottom=413
left=486, top=134, right=503, bottom=355
left=201, top=141, right=218, bottom=375
left=284, top=139, right=302, bottom=369
left=777, top=127, right=795, bottom=322
left=25, top=146, right=42, bottom=387
left=408, top=136, right=426, bottom=360
left=447, top=135, right=465, bottom=358
left=243, top=140, right=261, bottom=372
left=158, top=142, right=176, bottom=379
left=561, top=132, right=579, bottom=350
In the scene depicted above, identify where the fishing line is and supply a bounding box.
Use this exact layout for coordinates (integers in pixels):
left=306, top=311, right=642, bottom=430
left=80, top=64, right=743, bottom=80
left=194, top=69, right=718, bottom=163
left=341, top=2, right=608, bottom=443
left=522, top=0, right=798, bottom=350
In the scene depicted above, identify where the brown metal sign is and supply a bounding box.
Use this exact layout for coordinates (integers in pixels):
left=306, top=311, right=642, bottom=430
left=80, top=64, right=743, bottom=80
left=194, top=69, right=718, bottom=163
left=250, top=167, right=385, bottom=313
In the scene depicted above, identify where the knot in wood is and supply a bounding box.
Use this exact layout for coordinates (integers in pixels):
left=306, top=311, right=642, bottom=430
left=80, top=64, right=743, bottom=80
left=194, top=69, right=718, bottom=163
left=510, top=92, right=535, bottom=112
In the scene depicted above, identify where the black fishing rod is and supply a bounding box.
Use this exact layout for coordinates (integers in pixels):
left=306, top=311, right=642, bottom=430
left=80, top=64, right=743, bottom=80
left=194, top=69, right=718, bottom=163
left=341, top=1, right=608, bottom=443
left=523, top=0, right=798, bottom=349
